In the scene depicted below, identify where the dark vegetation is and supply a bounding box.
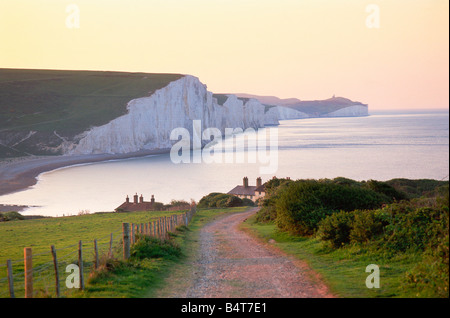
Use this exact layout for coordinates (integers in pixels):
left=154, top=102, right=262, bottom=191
left=256, top=177, right=449, bottom=297
left=0, top=211, right=25, bottom=222
left=197, top=192, right=255, bottom=209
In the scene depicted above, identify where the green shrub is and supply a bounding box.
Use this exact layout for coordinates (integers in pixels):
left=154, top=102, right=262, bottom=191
left=274, top=180, right=387, bottom=235
left=404, top=233, right=449, bottom=297
left=363, top=180, right=408, bottom=202
left=0, top=211, right=25, bottom=222
left=382, top=203, right=448, bottom=253
left=256, top=178, right=292, bottom=223
left=198, top=192, right=257, bottom=208
left=318, top=211, right=355, bottom=248
left=130, top=235, right=182, bottom=261
left=275, top=181, right=331, bottom=235
left=241, top=198, right=256, bottom=207
left=349, top=209, right=385, bottom=244
left=225, top=195, right=244, bottom=207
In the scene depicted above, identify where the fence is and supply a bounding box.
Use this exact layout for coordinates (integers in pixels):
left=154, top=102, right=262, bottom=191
left=0, top=206, right=196, bottom=298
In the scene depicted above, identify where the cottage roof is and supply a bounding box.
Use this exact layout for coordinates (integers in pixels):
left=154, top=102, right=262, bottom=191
left=116, top=202, right=155, bottom=212
left=255, top=183, right=266, bottom=192
left=227, top=185, right=257, bottom=196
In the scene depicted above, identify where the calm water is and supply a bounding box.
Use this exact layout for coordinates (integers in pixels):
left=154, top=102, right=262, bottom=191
left=1, top=110, right=448, bottom=217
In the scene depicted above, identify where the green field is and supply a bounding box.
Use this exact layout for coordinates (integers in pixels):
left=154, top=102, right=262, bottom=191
left=0, top=69, right=183, bottom=157
left=0, top=209, right=188, bottom=297
left=0, top=207, right=248, bottom=298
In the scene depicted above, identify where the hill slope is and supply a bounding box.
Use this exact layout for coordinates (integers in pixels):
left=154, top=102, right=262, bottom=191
left=0, top=69, right=184, bottom=157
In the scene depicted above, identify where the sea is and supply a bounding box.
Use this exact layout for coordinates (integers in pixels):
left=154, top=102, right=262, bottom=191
left=0, top=109, right=448, bottom=217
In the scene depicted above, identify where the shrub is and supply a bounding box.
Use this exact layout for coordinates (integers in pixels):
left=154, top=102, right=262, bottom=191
left=197, top=192, right=251, bottom=208
left=318, top=211, right=355, bottom=248
left=363, top=180, right=408, bottom=202
left=274, top=180, right=387, bottom=235
left=404, top=233, right=449, bottom=297
left=274, top=181, right=327, bottom=235
left=256, top=178, right=292, bottom=223
left=382, top=205, right=448, bottom=253
left=130, top=235, right=182, bottom=260
left=349, top=209, right=385, bottom=244
left=241, top=198, right=256, bottom=207
left=0, top=211, right=25, bottom=222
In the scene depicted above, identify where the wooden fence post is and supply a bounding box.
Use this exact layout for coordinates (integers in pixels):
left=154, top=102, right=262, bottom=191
left=78, top=241, right=84, bottom=290
left=94, top=239, right=99, bottom=270
left=24, top=247, right=32, bottom=298
left=6, top=259, right=14, bottom=298
left=109, top=233, right=113, bottom=258
left=123, top=223, right=130, bottom=260
left=51, top=245, right=60, bottom=298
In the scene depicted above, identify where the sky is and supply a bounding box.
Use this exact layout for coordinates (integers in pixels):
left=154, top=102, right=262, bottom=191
left=0, top=0, right=448, bottom=110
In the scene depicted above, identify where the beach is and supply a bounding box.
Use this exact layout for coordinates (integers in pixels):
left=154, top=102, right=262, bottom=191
left=0, top=149, right=171, bottom=200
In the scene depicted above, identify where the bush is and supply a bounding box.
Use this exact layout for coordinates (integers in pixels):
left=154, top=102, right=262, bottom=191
left=318, top=211, right=355, bottom=248
left=0, top=211, right=25, bottom=222
left=241, top=198, right=256, bottom=207
left=274, top=180, right=387, bottom=235
left=256, top=178, right=292, bottom=223
left=382, top=206, right=447, bottom=252
left=198, top=192, right=250, bottom=208
left=130, top=235, right=182, bottom=260
left=349, top=209, right=385, bottom=244
left=363, top=180, right=408, bottom=202
left=404, top=233, right=449, bottom=297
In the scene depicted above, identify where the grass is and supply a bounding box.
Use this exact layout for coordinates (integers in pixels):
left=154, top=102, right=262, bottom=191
left=0, top=206, right=248, bottom=298
left=78, top=206, right=249, bottom=298
left=241, top=214, right=422, bottom=298
left=0, top=68, right=184, bottom=157
left=0, top=209, right=189, bottom=298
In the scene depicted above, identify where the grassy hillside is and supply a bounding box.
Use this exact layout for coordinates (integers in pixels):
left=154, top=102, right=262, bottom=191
left=0, top=209, right=190, bottom=297
left=0, top=207, right=247, bottom=298
left=0, top=69, right=184, bottom=157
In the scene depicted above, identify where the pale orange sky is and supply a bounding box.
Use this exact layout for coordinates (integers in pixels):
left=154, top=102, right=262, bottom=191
left=0, top=0, right=448, bottom=110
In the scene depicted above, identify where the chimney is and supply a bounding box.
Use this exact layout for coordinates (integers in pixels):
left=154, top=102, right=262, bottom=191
left=140, top=194, right=144, bottom=203
left=151, top=195, right=155, bottom=204
left=256, top=177, right=262, bottom=187
left=126, top=195, right=129, bottom=203
left=133, top=193, right=138, bottom=204
left=243, top=176, right=248, bottom=188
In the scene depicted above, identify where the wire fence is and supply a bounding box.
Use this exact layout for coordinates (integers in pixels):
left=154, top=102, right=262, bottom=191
left=0, top=206, right=196, bottom=298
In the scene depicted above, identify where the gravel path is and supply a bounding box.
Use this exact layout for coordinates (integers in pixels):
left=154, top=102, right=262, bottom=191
left=175, top=208, right=334, bottom=298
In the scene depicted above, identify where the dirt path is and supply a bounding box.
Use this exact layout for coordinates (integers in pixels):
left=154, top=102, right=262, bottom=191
left=168, top=208, right=334, bottom=298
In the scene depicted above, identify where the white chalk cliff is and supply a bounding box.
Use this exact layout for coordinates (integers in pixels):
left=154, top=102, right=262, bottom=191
left=322, top=105, right=368, bottom=117
left=68, top=76, right=268, bottom=155
left=264, top=106, right=309, bottom=125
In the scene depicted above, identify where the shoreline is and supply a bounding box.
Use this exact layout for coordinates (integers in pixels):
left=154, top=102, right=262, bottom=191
left=0, top=148, right=171, bottom=198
